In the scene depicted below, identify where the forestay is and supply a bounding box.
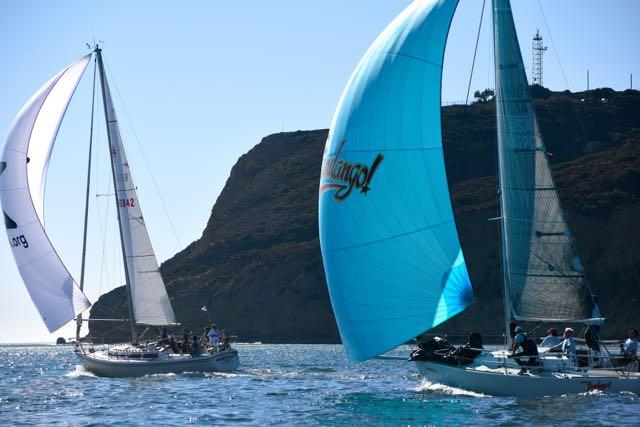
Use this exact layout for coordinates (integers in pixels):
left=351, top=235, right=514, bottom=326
left=0, top=55, right=91, bottom=332
left=319, top=0, right=474, bottom=362
left=97, top=56, right=176, bottom=326
left=493, top=0, right=592, bottom=321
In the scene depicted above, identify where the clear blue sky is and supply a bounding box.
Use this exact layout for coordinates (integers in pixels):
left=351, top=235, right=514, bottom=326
left=1, top=1, right=638, bottom=343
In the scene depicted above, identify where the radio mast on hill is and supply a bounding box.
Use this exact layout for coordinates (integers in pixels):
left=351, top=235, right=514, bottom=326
left=532, top=30, right=547, bottom=86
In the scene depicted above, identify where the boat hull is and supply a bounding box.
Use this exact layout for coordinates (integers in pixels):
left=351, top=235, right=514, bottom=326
left=414, top=359, right=640, bottom=397
left=76, top=349, right=240, bottom=377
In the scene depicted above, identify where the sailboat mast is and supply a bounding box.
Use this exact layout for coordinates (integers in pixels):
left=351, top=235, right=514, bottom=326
left=75, top=56, right=98, bottom=342
left=492, top=0, right=513, bottom=347
left=95, top=47, right=138, bottom=345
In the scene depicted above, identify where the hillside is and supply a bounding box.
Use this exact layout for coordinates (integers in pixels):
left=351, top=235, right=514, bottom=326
left=89, top=88, right=640, bottom=343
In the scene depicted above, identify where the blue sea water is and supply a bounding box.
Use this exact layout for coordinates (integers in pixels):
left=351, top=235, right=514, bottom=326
left=0, top=343, right=637, bottom=425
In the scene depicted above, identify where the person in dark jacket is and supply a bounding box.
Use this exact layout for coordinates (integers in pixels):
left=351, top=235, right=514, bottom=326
left=585, top=295, right=603, bottom=352
left=510, top=326, right=540, bottom=373
left=190, top=335, right=202, bottom=357
left=180, top=328, right=192, bottom=353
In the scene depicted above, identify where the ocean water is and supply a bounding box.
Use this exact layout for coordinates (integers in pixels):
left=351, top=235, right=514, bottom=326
left=0, top=344, right=637, bottom=426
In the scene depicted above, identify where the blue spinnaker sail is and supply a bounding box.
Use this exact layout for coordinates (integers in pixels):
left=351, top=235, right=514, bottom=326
left=319, top=0, right=474, bottom=362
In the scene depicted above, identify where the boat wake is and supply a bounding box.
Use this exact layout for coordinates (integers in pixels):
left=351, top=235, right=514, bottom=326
left=146, top=372, right=178, bottom=378
left=65, top=365, right=97, bottom=378
left=205, top=371, right=239, bottom=378
left=414, top=379, right=487, bottom=398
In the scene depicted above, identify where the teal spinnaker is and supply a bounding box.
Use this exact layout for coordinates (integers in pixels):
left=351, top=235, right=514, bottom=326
left=319, top=0, right=474, bottom=362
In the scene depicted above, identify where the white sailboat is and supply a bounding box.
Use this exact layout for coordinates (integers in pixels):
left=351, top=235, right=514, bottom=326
left=318, top=0, right=640, bottom=396
left=1, top=46, right=239, bottom=377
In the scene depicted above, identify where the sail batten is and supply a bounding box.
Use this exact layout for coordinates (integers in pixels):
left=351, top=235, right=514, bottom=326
left=319, top=0, right=474, bottom=362
left=0, top=55, right=92, bottom=332
left=493, top=0, right=592, bottom=321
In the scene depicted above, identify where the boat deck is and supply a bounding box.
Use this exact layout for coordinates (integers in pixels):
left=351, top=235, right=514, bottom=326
left=473, top=364, right=640, bottom=378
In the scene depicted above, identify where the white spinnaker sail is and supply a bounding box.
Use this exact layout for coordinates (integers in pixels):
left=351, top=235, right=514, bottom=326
left=97, top=59, right=176, bottom=326
left=0, top=55, right=91, bottom=332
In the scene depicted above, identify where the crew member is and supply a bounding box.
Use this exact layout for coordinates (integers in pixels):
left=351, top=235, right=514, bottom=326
left=617, top=328, right=639, bottom=367
left=190, top=335, right=202, bottom=357
left=207, top=323, right=221, bottom=350
left=585, top=296, right=603, bottom=353
left=181, top=328, right=192, bottom=353
left=540, top=327, right=562, bottom=349
left=220, top=330, right=231, bottom=351
left=551, top=327, right=577, bottom=366
left=510, top=326, right=539, bottom=373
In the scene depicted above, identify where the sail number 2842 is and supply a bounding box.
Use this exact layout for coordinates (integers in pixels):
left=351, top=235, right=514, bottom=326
left=118, top=198, right=136, bottom=208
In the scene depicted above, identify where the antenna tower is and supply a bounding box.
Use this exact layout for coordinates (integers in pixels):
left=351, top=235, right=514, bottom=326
left=532, top=29, right=547, bottom=86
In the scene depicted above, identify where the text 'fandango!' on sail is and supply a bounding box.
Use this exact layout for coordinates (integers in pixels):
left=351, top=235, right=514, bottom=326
left=320, top=139, right=383, bottom=201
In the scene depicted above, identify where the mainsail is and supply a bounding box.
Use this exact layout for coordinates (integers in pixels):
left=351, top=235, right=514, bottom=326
left=319, top=0, right=474, bottom=362
left=493, top=0, right=592, bottom=321
left=96, top=51, right=176, bottom=326
left=0, top=55, right=91, bottom=332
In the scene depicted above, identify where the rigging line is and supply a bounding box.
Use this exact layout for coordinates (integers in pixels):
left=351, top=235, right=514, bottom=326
left=536, top=0, right=640, bottom=290
left=450, top=0, right=487, bottom=181
left=79, top=57, right=98, bottom=293
left=90, top=315, right=133, bottom=344
left=101, top=56, right=183, bottom=250
left=93, top=97, right=113, bottom=294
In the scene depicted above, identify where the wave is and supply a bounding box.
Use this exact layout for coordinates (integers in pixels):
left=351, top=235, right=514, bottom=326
left=414, top=378, right=487, bottom=398
left=64, top=365, right=97, bottom=378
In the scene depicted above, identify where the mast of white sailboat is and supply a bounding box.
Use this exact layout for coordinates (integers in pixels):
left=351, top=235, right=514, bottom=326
left=492, top=0, right=514, bottom=348
left=75, top=54, right=98, bottom=342
left=95, top=46, right=138, bottom=344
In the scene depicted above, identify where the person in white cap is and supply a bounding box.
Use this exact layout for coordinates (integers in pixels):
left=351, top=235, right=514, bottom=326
left=560, top=327, right=577, bottom=365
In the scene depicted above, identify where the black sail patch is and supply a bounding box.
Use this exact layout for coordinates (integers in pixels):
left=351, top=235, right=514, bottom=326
left=0, top=161, right=6, bottom=176
left=4, top=211, right=17, bottom=229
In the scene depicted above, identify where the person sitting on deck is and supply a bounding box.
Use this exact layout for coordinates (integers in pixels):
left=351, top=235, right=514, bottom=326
left=219, top=330, right=231, bottom=351
left=168, top=337, right=178, bottom=353
left=616, top=329, right=639, bottom=367
left=190, top=335, right=202, bottom=357
left=158, top=327, right=170, bottom=346
left=180, top=328, right=192, bottom=353
left=509, top=326, right=540, bottom=373
left=540, top=327, right=562, bottom=349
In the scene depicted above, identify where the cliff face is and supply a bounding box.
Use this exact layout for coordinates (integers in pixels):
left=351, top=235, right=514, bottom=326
left=89, top=88, right=640, bottom=343
left=90, top=130, right=338, bottom=343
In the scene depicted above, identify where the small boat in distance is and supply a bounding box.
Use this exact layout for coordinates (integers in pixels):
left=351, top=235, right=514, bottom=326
left=1, top=46, right=239, bottom=377
left=318, top=0, right=640, bottom=396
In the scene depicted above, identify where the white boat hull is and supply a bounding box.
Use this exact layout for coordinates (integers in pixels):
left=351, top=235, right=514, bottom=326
left=415, top=357, right=640, bottom=397
left=76, top=349, right=240, bottom=377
